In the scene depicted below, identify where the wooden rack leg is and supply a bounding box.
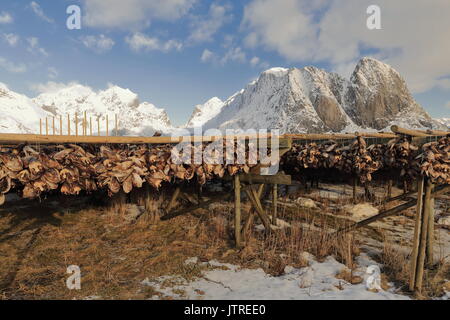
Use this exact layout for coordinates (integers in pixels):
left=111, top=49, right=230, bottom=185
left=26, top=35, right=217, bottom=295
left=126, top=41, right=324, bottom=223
left=234, top=175, right=242, bottom=248
left=409, top=177, right=424, bottom=291
left=426, top=182, right=435, bottom=267
left=414, top=178, right=433, bottom=293
left=166, top=187, right=181, bottom=213
left=272, top=184, right=278, bottom=226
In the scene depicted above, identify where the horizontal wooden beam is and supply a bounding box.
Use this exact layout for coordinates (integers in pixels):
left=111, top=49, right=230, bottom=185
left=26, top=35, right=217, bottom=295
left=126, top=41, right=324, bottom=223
left=337, top=184, right=449, bottom=234
left=391, top=125, right=430, bottom=137
left=0, top=133, right=291, bottom=146
left=238, top=173, right=292, bottom=185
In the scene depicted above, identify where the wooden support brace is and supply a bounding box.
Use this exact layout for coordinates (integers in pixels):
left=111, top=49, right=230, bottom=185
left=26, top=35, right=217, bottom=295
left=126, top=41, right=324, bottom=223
left=409, top=177, right=424, bottom=291
left=234, top=174, right=242, bottom=248
left=166, top=187, right=181, bottom=213
left=241, top=184, right=265, bottom=240
left=245, top=186, right=272, bottom=232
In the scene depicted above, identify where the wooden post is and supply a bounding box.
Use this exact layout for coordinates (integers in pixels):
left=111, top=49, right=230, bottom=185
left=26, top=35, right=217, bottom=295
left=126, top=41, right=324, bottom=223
left=84, top=111, right=87, bottom=136
left=60, top=115, right=63, bottom=135
left=52, top=116, right=55, bottom=135
left=414, top=178, right=432, bottom=293
left=39, top=119, right=42, bottom=135
left=166, top=187, right=181, bottom=213
left=115, top=114, right=118, bottom=136
left=272, top=184, right=278, bottom=226
left=97, top=117, right=100, bottom=136
left=387, top=180, right=392, bottom=199
left=90, top=117, right=93, bottom=136
left=409, top=177, right=424, bottom=291
left=45, top=117, right=48, bottom=135
left=75, top=113, right=78, bottom=136
left=67, top=114, right=71, bottom=136
left=234, top=174, right=242, bottom=248
left=106, top=115, right=109, bottom=137
left=426, top=182, right=435, bottom=267
left=352, top=177, right=357, bottom=202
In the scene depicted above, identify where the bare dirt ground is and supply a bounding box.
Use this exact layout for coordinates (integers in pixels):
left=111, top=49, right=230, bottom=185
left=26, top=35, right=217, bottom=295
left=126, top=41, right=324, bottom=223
left=0, top=182, right=449, bottom=300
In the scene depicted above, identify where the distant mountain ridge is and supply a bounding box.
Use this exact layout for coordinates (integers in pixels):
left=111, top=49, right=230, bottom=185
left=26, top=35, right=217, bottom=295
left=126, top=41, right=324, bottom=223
left=200, top=58, right=444, bottom=133
left=0, top=57, right=446, bottom=136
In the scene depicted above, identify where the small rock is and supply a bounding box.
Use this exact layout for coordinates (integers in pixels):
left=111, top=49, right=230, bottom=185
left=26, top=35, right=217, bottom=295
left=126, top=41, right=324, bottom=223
left=437, top=216, right=450, bottom=228
left=344, top=203, right=378, bottom=219
left=294, top=197, right=318, bottom=209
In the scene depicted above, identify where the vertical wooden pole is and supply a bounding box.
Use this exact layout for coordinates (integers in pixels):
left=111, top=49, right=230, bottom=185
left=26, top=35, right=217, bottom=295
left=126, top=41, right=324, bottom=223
left=97, top=117, right=100, bottom=136
left=234, top=174, right=242, bottom=248
left=45, top=117, right=48, bottom=135
left=387, top=180, right=392, bottom=199
left=352, top=177, right=357, bottom=202
left=106, top=115, right=109, bottom=137
left=415, top=178, right=432, bottom=293
left=84, top=111, right=87, bottom=136
left=90, top=117, right=93, bottom=136
left=409, top=177, right=424, bottom=291
left=67, top=114, right=71, bottom=136
left=60, top=115, right=63, bottom=135
left=75, top=113, right=78, bottom=136
left=272, top=184, right=278, bottom=226
left=115, top=114, right=118, bottom=136
left=39, top=119, right=42, bottom=135
left=426, top=182, right=435, bottom=267
left=52, top=116, right=55, bottom=135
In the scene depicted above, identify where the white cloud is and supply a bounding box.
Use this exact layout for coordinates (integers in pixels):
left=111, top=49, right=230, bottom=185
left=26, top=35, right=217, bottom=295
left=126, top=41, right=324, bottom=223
left=27, top=37, right=49, bottom=56
left=242, top=0, right=450, bottom=93
left=48, top=67, right=58, bottom=79
left=29, top=1, right=54, bottom=23
left=125, top=33, right=182, bottom=52
left=30, top=81, right=80, bottom=94
left=250, top=56, right=260, bottom=67
left=80, top=34, right=115, bottom=53
left=0, top=11, right=13, bottom=24
left=83, top=0, right=196, bottom=30
left=201, top=49, right=215, bottom=63
left=221, top=46, right=246, bottom=65
left=3, top=33, right=19, bottom=47
left=188, top=3, right=232, bottom=44
left=0, top=57, right=27, bottom=73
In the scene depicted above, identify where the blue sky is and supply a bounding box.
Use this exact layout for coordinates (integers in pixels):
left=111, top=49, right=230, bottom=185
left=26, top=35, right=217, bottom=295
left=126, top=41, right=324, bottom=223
left=0, top=0, right=449, bottom=126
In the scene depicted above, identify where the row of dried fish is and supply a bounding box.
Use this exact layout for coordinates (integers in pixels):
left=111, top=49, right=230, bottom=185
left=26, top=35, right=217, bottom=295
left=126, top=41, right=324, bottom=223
left=0, top=143, right=260, bottom=199
left=283, top=136, right=449, bottom=185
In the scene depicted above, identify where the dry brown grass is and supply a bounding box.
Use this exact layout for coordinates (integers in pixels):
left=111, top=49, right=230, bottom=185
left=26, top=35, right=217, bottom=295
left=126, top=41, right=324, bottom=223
left=0, top=183, right=427, bottom=300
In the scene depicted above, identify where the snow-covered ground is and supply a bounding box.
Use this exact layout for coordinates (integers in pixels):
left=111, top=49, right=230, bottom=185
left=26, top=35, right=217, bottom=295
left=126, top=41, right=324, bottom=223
left=142, top=253, right=410, bottom=300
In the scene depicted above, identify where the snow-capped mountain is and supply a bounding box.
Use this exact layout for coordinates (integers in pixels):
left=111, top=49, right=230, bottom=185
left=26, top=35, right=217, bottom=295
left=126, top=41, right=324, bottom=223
left=436, top=118, right=450, bottom=129
left=185, top=97, right=224, bottom=128
left=32, top=84, right=172, bottom=136
left=0, top=83, right=51, bottom=134
left=203, top=58, right=444, bottom=133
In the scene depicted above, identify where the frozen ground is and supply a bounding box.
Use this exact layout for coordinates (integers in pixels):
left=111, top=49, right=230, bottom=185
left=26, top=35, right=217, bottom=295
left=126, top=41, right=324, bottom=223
left=142, top=253, right=410, bottom=300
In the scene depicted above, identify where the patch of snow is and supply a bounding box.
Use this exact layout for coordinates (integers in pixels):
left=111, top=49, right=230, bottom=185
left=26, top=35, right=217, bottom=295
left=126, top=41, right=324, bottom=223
left=143, top=253, right=409, bottom=300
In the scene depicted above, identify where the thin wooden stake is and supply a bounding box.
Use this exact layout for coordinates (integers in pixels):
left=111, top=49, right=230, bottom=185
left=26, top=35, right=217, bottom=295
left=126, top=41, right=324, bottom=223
left=426, top=182, right=435, bottom=267
left=45, top=117, right=48, bottom=135
left=234, top=174, right=242, bottom=248
left=39, top=119, right=42, bottom=135
left=75, top=113, right=78, bottom=136
left=67, top=114, right=71, bottom=136
left=60, top=116, right=63, bottom=135
left=97, top=117, right=100, bottom=136
left=272, top=184, right=278, bottom=226
left=115, top=114, right=118, bottom=136
left=166, top=187, right=181, bottom=213
left=90, top=117, right=93, bottom=136
left=52, top=116, right=55, bottom=135
left=106, top=115, right=109, bottom=137
left=409, top=177, right=424, bottom=291
left=84, top=111, right=87, bottom=136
